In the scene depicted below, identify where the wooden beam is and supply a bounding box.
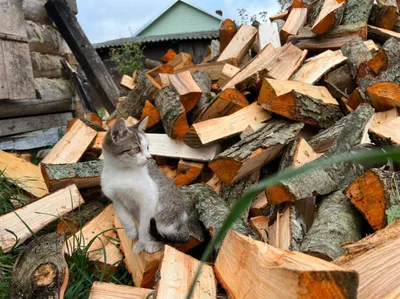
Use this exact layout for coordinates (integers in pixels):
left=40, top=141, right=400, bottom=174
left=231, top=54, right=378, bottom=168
left=184, top=103, right=271, bottom=148
left=42, top=119, right=98, bottom=164
left=89, top=282, right=152, bottom=299
left=45, top=0, right=119, bottom=113
left=215, top=230, right=358, bottom=298
left=0, top=184, right=84, bottom=253
left=155, top=245, right=216, bottom=298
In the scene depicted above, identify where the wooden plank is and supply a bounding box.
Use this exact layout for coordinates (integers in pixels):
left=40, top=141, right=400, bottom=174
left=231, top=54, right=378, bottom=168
left=41, top=119, right=97, bottom=164
left=217, top=64, right=240, bottom=87
left=45, top=0, right=119, bottom=113
left=89, top=282, right=152, bottom=299
left=1, top=40, right=36, bottom=100
left=0, top=184, right=84, bottom=253
left=258, top=22, right=280, bottom=50
left=176, top=60, right=231, bottom=81
left=183, top=103, right=272, bottom=148
left=281, top=8, right=307, bottom=42
left=292, top=50, right=347, bottom=84
left=65, top=205, right=123, bottom=268
left=217, top=24, right=258, bottom=66
left=0, top=150, right=48, bottom=198
left=0, top=112, right=72, bottom=137
left=155, top=245, right=216, bottom=299
left=0, top=0, right=27, bottom=38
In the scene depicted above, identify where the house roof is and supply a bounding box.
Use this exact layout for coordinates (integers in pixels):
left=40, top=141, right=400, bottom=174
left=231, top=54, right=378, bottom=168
left=93, top=30, right=219, bottom=49
left=134, top=0, right=222, bottom=37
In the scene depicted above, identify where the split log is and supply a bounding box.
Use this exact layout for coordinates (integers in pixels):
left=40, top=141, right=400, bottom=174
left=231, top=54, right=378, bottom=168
left=219, top=19, right=238, bottom=54
left=269, top=11, right=289, bottom=21
left=25, top=20, right=61, bottom=55
left=239, top=123, right=267, bottom=140
left=371, top=108, right=399, bottom=128
left=167, top=53, right=193, bottom=71
left=184, top=103, right=271, bottom=148
left=161, top=49, right=177, bottom=62
left=345, top=169, right=400, bottom=231
left=159, top=166, right=177, bottom=181
left=46, top=0, right=120, bottom=113
left=35, top=78, right=73, bottom=101
left=186, top=184, right=255, bottom=250
left=147, top=64, right=173, bottom=89
left=120, top=74, right=135, bottom=90
left=89, top=282, right=152, bottom=299
left=217, top=64, right=240, bottom=87
left=288, top=23, right=367, bottom=51
left=267, top=204, right=306, bottom=251
left=56, top=201, right=105, bottom=235
left=258, top=78, right=342, bottom=128
left=249, top=216, right=269, bottom=242
left=346, top=88, right=365, bottom=110
left=335, top=219, right=400, bottom=299
left=258, top=22, right=281, bottom=51
left=169, top=71, right=202, bottom=113
left=341, top=37, right=372, bottom=78
left=281, top=8, right=308, bottom=42
left=174, top=160, right=204, bottom=186
left=217, top=24, right=258, bottom=66
left=249, top=191, right=268, bottom=217
left=367, top=49, right=388, bottom=75
left=140, top=101, right=160, bottom=129
left=176, top=61, right=230, bottom=81
left=312, top=0, right=346, bottom=35
left=266, top=105, right=374, bottom=204
left=292, top=49, right=347, bottom=84
left=369, top=117, right=400, bottom=146
left=195, top=89, right=248, bottom=123
left=215, top=230, right=358, bottom=299
left=42, top=119, right=98, bottom=164
left=0, top=184, right=84, bottom=253
left=143, top=58, right=161, bottom=70
left=11, top=233, right=68, bottom=299
left=341, top=0, right=374, bottom=25
left=31, top=52, right=63, bottom=78
left=367, top=24, right=400, bottom=43
left=0, top=150, right=48, bottom=198
left=155, top=86, right=189, bottom=139
left=206, top=174, right=222, bottom=194
left=209, top=119, right=304, bottom=185
left=110, top=71, right=157, bottom=120
left=369, top=2, right=398, bottom=30
left=65, top=205, right=123, bottom=269
left=155, top=246, right=216, bottom=299
left=366, top=82, right=400, bottom=111
left=190, top=71, right=212, bottom=121
left=41, top=160, right=103, bottom=192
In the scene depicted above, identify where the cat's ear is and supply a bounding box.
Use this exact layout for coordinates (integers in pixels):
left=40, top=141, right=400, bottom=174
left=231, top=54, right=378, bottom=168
left=111, top=118, right=127, bottom=143
left=137, top=116, right=149, bottom=132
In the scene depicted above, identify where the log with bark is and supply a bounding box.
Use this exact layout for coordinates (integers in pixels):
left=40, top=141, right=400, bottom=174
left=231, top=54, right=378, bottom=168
left=161, top=49, right=177, bottom=63
left=341, top=37, right=372, bottom=79
left=140, top=101, right=160, bottom=129
left=367, top=24, right=400, bottom=43
left=174, top=160, right=204, bottom=186
left=215, top=230, right=359, bottom=299
left=155, top=86, right=189, bottom=139
left=258, top=78, right=342, bottom=128
left=341, top=0, right=374, bottom=25
left=209, top=119, right=304, bottom=185
left=266, top=104, right=374, bottom=204
left=187, top=70, right=212, bottom=121
left=369, top=1, right=398, bottom=30
left=281, top=8, right=308, bottom=42
left=311, top=0, right=346, bottom=35
left=11, top=233, right=68, bottom=299
left=217, top=64, right=240, bottom=87
left=167, top=53, right=193, bottom=71
left=335, top=219, right=400, bottom=299
left=249, top=216, right=269, bottom=242
left=219, top=19, right=238, bottom=54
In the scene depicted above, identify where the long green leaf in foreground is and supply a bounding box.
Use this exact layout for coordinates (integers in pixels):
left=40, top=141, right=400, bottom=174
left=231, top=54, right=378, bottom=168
left=186, top=146, right=400, bottom=299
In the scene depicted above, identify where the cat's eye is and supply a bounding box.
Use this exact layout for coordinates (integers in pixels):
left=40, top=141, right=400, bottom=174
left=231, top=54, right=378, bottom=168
left=132, top=147, right=140, bottom=153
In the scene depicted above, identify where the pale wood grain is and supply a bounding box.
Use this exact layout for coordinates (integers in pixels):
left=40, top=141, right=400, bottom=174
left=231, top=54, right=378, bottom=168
left=217, top=64, right=240, bottom=87
left=89, top=282, right=152, bottom=299
left=120, top=75, right=135, bottom=89
left=281, top=8, right=307, bottom=42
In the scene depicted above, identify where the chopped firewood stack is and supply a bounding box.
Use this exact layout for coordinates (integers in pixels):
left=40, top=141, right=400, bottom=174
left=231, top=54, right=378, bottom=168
left=4, top=0, right=400, bottom=297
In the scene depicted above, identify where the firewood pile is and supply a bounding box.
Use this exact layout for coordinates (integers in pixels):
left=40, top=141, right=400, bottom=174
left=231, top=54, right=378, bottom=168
left=3, top=0, right=400, bottom=298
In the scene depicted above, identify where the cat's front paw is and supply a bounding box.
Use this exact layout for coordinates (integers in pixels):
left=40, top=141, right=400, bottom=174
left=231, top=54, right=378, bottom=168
left=133, top=241, right=163, bottom=253
left=125, top=227, right=138, bottom=240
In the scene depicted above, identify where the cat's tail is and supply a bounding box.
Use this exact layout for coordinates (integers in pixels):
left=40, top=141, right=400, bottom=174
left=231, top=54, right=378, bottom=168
left=149, top=217, right=190, bottom=244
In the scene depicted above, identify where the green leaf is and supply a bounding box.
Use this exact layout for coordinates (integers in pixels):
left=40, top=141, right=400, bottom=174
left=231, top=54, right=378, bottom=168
left=185, top=146, right=400, bottom=299
left=386, top=205, right=400, bottom=224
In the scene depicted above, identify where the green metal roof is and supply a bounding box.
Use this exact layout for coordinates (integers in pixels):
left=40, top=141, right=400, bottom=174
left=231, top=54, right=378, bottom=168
left=136, top=0, right=222, bottom=37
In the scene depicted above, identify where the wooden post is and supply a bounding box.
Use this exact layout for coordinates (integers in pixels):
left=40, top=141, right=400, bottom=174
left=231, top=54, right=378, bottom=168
left=45, top=0, right=119, bottom=113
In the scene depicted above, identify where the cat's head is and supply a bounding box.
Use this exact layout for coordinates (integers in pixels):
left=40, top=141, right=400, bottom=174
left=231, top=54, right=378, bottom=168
left=102, top=117, right=151, bottom=167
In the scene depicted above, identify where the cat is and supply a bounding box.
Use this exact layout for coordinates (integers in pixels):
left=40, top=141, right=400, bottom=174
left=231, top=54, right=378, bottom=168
left=101, top=117, right=190, bottom=253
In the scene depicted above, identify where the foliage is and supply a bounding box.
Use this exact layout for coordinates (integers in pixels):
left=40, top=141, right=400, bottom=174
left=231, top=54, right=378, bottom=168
left=0, top=245, right=26, bottom=299
left=237, top=8, right=268, bottom=24
left=186, top=146, right=400, bottom=298
left=0, top=170, right=26, bottom=217
left=386, top=205, right=400, bottom=224
left=278, top=0, right=293, bottom=11
left=110, top=42, right=144, bottom=76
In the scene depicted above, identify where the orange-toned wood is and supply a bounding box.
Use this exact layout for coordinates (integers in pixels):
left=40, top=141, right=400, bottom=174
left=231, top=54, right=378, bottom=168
left=312, top=0, right=346, bottom=35
left=140, top=101, right=160, bottom=129
left=174, top=160, right=204, bottom=186
left=161, top=49, right=177, bottom=62
left=367, top=81, right=400, bottom=111
left=219, top=19, right=238, bottom=54
left=368, top=49, right=388, bottom=75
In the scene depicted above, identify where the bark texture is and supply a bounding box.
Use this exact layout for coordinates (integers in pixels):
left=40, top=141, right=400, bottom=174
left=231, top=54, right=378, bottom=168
left=191, top=71, right=212, bottom=121
left=341, top=37, right=372, bottom=78
left=31, top=52, right=64, bottom=78
left=25, top=20, right=61, bottom=55
left=186, top=184, right=256, bottom=251
left=34, top=78, right=73, bottom=101
left=11, top=232, right=67, bottom=299
left=341, top=0, right=374, bottom=25
left=42, top=160, right=103, bottom=180
left=324, top=65, right=357, bottom=98
left=288, top=204, right=307, bottom=251
left=300, top=190, right=362, bottom=260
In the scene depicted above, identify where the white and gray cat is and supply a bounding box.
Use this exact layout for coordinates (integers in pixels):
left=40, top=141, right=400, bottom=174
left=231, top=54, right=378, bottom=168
left=101, top=117, right=189, bottom=253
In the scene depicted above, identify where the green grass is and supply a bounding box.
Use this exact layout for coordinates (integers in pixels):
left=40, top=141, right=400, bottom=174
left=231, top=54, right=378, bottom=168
left=0, top=245, right=26, bottom=299
left=0, top=170, right=26, bottom=216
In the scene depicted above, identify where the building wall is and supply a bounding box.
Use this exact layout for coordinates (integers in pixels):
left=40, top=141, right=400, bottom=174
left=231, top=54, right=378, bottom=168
left=138, top=1, right=221, bottom=36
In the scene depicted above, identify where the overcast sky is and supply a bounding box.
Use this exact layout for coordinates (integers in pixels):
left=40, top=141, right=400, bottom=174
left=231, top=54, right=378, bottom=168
left=77, top=0, right=280, bottom=44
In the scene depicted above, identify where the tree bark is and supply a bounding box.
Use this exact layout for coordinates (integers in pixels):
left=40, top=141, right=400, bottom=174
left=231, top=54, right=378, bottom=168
left=190, top=71, right=212, bottom=121
left=155, top=86, right=189, bottom=139
left=266, top=104, right=374, bottom=204
left=369, top=3, right=398, bottom=30
left=209, top=119, right=304, bottom=185
left=341, top=0, right=374, bottom=25
left=341, top=37, right=372, bottom=78
left=143, top=58, right=161, bottom=69
left=185, top=184, right=256, bottom=251
left=11, top=232, right=68, bottom=299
